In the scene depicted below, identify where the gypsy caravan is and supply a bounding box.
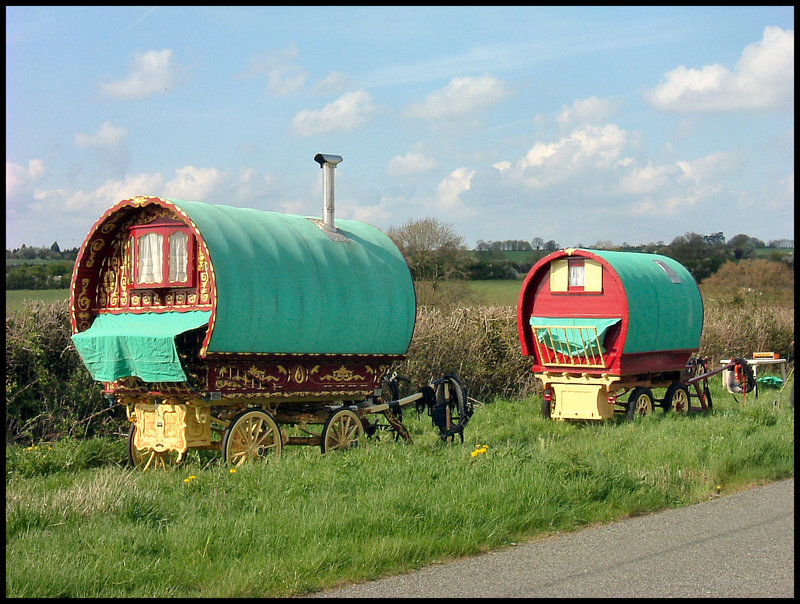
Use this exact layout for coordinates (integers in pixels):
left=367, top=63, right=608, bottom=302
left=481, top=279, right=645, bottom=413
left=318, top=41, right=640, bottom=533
left=70, top=155, right=471, bottom=469
left=517, top=248, right=704, bottom=420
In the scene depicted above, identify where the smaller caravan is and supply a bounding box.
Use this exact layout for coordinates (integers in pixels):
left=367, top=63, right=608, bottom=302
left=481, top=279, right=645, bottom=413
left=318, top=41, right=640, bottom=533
left=517, top=248, right=704, bottom=420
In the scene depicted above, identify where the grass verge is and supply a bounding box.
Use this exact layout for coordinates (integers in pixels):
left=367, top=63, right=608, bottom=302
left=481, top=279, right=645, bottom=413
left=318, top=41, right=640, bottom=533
left=6, top=377, right=793, bottom=598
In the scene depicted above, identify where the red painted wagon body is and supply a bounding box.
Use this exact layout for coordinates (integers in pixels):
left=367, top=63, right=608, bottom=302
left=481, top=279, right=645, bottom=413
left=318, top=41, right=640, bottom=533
left=517, top=248, right=704, bottom=420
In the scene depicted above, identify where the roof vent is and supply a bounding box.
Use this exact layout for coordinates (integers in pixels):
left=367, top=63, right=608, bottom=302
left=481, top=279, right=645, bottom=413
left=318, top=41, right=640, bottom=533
left=314, top=153, right=343, bottom=229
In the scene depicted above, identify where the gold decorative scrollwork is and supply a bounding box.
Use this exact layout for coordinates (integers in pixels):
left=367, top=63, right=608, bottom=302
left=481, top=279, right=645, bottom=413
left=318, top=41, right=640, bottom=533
left=322, top=366, right=367, bottom=382
left=293, top=365, right=307, bottom=384
left=77, top=278, right=91, bottom=311
left=85, top=238, right=105, bottom=268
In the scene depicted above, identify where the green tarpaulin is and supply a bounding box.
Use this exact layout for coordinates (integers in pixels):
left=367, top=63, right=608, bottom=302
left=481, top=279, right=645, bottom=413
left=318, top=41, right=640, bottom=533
left=588, top=250, right=703, bottom=354
left=530, top=316, right=621, bottom=356
left=71, top=311, right=212, bottom=382
left=167, top=199, right=416, bottom=356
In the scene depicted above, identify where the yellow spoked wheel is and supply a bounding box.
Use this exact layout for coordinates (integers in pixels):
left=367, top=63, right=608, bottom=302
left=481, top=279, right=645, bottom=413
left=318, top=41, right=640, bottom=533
left=665, top=382, right=691, bottom=414
left=127, top=425, right=185, bottom=470
left=627, top=387, right=654, bottom=420
left=222, top=408, right=282, bottom=467
left=321, top=408, right=364, bottom=453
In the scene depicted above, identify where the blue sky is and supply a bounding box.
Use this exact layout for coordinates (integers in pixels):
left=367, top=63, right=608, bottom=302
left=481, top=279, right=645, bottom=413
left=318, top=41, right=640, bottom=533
left=6, top=6, right=794, bottom=251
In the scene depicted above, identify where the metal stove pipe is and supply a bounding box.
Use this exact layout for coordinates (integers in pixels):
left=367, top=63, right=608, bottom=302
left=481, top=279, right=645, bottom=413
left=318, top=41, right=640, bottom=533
left=314, top=153, right=343, bottom=228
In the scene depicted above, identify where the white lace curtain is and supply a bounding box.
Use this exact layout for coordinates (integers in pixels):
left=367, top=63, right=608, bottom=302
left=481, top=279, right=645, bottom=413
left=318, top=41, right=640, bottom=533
left=138, top=232, right=163, bottom=283
left=568, top=263, right=585, bottom=287
left=168, top=231, right=189, bottom=282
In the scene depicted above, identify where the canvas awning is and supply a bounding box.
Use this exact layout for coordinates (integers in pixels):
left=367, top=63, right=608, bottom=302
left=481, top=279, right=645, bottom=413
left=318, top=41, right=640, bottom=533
left=71, top=311, right=212, bottom=383
left=530, top=316, right=621, bottom=356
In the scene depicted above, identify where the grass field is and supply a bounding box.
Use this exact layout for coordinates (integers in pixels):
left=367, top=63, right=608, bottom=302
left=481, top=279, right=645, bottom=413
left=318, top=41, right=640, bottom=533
left=5, top=283, right=522, bottom=314
left=5, top=275, right=794, bottom=597
left=5, top=376, right=794, bottom=597
left=6, top=288, right=70, bottom=313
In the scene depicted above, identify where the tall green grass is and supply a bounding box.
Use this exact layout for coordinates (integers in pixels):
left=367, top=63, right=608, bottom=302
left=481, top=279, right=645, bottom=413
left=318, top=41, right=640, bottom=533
left=6, top=377, right=794, bottom=598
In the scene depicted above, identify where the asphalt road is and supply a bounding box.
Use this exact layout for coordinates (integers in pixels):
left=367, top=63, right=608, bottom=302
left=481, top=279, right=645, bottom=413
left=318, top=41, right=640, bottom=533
left=307, top=478, right=794, bottom=598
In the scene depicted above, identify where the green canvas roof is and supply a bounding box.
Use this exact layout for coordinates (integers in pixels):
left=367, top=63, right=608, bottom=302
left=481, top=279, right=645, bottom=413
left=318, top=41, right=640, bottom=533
left=169, top=199, right=416, bottom=356
left=71, top=311, right=212, bottom=382
left=588, top=249, right=703, bottom=354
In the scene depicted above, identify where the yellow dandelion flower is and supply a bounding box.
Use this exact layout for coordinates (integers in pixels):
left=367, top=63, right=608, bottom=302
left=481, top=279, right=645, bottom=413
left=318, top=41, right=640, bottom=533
left=230, top=468, right=237, bottom=473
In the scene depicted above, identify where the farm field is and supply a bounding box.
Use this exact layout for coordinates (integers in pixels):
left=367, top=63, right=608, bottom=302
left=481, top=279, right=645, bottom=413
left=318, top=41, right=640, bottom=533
left=6, top=288, right=69, bottom=313
left=4, top=283, right=522, bottom=314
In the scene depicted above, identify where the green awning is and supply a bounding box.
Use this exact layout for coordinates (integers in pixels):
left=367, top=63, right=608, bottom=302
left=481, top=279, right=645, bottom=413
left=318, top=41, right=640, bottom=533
left=530, top=316, right=621, bottom=356
left=71, top=311, right=212, bottom=383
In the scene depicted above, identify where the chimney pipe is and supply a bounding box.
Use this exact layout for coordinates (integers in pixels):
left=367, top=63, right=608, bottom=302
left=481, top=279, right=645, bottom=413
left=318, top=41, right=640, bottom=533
left=314, top=153, right=343, bottom=228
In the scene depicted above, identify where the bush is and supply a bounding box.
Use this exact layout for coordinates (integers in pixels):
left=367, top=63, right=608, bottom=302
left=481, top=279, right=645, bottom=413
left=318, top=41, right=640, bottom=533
left=395, top=305, right=538, bottom=402
left=5, top=300, right=127, bottom=445
left=5, top=280, right=793, bottom=443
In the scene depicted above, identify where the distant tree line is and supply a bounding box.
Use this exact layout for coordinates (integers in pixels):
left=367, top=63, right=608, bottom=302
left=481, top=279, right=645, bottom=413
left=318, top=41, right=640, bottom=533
left=7, top=242, right=79, bottom=261
left=388, top=218, right=793, bottom=288
left=6, top=243, right=78, bottom=290
left=6, top=232, right=793, bottom=291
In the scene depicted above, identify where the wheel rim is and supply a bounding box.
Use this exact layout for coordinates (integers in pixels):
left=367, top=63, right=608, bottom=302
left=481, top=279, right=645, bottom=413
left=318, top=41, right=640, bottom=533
left=224, top=410, right=281, bottom=467
left=672, top=388, right=690, bottom=414
left=323, top=409, right=364, bottom=453
left=628, top=388, right=653, bottom=419
left=634, top=394, right=653, bottom=416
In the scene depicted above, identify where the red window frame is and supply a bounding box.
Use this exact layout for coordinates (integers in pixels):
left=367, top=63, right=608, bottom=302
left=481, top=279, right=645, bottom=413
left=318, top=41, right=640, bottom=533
left=129, top=220, right=196, bottom=289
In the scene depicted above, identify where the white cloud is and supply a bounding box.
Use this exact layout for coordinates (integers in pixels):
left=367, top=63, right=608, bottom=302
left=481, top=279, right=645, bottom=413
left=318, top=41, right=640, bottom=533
left=437, top=167, right=475, bottom=210
left=630, top=194, right=702, bottom=217
left=6, top=159, right=46, bottom=198
left=74, top=122, right=129, bottom=148
left=557, top=96, right=621, bottom=129
left=646, top=26, right=794, bottom=112
left=292, top=90, right=376, bottom=136
left=388, top=152, right=437, bottom=176
left=493, top=160, right=512, bottom=174
left=164, top=166, right=228, bottom=200
left=100, top=49, right=178, bottom=100
left=405, top=75, right=510, bottom=119
left=314, top=71, right=351, bottom=95
left=676, top=151, right=741, bottom=183
left=268, top=65, right=307, bottom=96
left=63, top=172, right=168, bottom=212
left=618, top=162, right=678, bottom=195
left=511, top=124, right=629, bottom=188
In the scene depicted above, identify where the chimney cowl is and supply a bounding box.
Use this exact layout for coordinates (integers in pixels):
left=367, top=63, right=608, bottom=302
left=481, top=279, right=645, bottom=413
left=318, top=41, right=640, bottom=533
left=315, top=154, right=343, bottom=229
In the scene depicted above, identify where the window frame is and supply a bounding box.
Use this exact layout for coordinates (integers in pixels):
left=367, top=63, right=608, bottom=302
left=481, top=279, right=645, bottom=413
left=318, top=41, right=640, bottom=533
left=129, top=220, right=196, bottom=289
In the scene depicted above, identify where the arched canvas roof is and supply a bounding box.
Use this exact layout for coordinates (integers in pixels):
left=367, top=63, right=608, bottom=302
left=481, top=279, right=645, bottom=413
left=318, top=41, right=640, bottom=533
left=168, top=198, right=416, bottom=356
left=588, top=249, right=703, bottom=354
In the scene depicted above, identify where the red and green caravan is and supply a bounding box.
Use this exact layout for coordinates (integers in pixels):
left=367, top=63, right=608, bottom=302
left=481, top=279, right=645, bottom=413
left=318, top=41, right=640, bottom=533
left=69, top=155, right=472, bottom=470
left=517, top=247, right=704, bottom=421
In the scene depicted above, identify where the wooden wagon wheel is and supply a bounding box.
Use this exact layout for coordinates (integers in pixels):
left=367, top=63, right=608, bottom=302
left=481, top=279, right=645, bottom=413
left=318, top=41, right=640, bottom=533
left=222, top=408, right=282, bottom=467
left=664, top=382, right=690, bottom=414
left=627, top=387, right=654, bottom=420
left=127, top=424, right=185, bottom=470
left=321, top=408, right=364, bottom=454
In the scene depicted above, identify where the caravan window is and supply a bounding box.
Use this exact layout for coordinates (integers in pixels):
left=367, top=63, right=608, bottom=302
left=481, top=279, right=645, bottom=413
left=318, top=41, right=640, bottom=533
left=130, top=221, right=194, bottom=288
